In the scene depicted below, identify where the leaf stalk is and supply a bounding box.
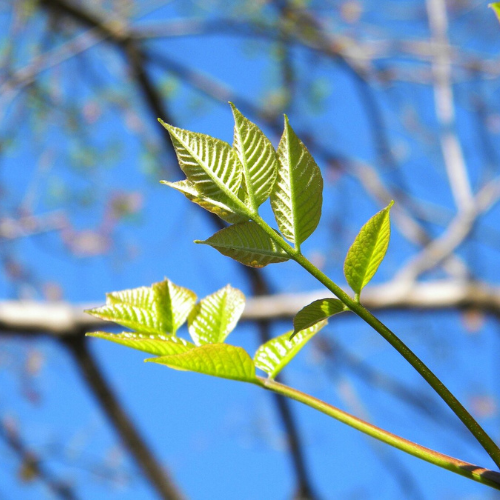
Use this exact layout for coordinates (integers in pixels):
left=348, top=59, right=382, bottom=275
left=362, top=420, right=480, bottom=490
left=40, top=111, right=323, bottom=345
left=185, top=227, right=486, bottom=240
left=252, top=214, right=500, bottom=470
left=256, top=377, right=500, bottom=491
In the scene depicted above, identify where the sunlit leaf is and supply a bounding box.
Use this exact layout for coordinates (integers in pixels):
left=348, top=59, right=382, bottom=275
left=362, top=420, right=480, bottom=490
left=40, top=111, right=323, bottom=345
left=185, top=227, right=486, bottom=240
left=270, top=116, right=323, bottom=247
left=196, top=221, right=290, bottom=268
left=292, top=299, right=344, bottom=337
left=188, top=285, right=245, bottom=345
left=344, top=201, right=394, bottom=296
left=159, top=120, right=244, bottom=211
left=162, top=179, right=248, bottom=223
left=147, top=344, right=257, bottom=383
left=254, top=321, right=327, bottom=379
left=230, top=103, right=278, bottom=210
left=86, top=279, right=197, bottom=335
left=490, top=3, right=500, bottom=23
left=86, top=331, right=194, bottom=356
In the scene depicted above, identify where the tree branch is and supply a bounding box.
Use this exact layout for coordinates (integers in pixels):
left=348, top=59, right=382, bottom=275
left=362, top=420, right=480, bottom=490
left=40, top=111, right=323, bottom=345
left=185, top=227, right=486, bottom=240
left=61, top=334, right=183, bottom=500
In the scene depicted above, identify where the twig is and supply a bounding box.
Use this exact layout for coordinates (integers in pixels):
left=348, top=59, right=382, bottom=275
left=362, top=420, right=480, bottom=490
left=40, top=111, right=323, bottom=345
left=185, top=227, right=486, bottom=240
left=0, top=419, right=78, bottom=500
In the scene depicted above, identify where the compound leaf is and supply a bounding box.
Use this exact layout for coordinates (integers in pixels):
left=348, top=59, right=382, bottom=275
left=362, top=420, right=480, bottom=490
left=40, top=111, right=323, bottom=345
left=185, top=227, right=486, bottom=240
left=292, top=299, right=344, bottom=337
left=147, top=344, right=257, bottom=383
left=230, top=103, right=278, bottom=210
left=270, top=116, right=323, bottom=247
left=86, top=331, right=194, bottom=356
left=344, top=201, right=394, bottom=296
left=254, top=320, right=327, bottom=379
left=196, top=221, right=290, bottom=268
left=160, top=120, right=244, bottom=211
left=188, top=285, right=245, bottom=345
left=162, top=179, right=248, bottom=224
left=86, top=279, right=197, bottom=335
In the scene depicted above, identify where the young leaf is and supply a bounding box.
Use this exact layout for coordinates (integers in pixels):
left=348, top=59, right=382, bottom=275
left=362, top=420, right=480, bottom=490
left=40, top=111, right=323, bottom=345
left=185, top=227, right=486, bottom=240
left=270, top=116, right=323, bottom=248
left=490, top=3, right=500, bottom=23
left=344, top=201, right=394, bottom=296
left=159, top=120, right=244, bottom=211
left=196, top=221, right=290, bottom=268
left=230, top=103, right=278, bottom=211
left=86, top=279, right=197, bottom=335
left=162, top=179, right=248, bottom=224
left=147, top=344, right=257, bottom=383
left=188, top=285, right=245, bottom=345
left=254, top=320, right=327, bottom=379
left=292, top=299, right=344, bottom=337
left=86, top=331, right=194, bottom=356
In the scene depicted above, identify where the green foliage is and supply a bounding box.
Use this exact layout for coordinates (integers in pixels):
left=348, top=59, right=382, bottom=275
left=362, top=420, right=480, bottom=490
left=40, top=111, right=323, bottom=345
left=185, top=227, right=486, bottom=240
left=159, top=120, right=244, bottom=212
left=86, top=332, right=194, bottom=356
left=188, top=285, right=245, bottom=345
left=196, top=221, right=290, bottom=268
left=292, top=298, right=345, bottom=337
left=89, top=108, right=394, bottom=382
left=344, top=201, right=394, bottom=297
left=146, top=344, right=257, bottom=383
left=85, top=98, right=500, bottom=485
left=490, top=3, right=500, bottom=23
left=270, top=116, right=323, bottom=248
left=254, top=320, right=327, bottom=379
left=86, top=279, right=197, bottom=335
left=161, top=179, right=248, bottom=224
left=230, top=103, right=278, bottom=211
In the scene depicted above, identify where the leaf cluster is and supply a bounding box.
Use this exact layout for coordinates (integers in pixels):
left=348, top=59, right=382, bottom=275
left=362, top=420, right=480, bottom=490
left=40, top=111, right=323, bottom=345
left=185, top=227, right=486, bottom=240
left=86, top=279, right=327, bottom=382
left=87, top=105, right=394, bottom=381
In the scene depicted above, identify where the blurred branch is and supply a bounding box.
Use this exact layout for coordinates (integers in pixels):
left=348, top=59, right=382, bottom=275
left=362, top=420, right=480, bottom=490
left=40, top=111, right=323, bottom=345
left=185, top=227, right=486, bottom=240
left=3, top=279, right=500, bottom=335
left=0, top=22, right=107, bottom=123
left=0, top=211, right=67, bottom=240
left=35, top=3, right=318, bottom=497
left=316, top=338, right=468, bottom=438
left=0, top=418, right=78, bottom=500
left=62, top=334, right=183, bottom=500
left=396, top=176, right=500, bottom=282
left=39, top=0, right=176, bottom=157
left=426, top=0, right=473, bottom=212
left=327, top=371, right=425, bottom=499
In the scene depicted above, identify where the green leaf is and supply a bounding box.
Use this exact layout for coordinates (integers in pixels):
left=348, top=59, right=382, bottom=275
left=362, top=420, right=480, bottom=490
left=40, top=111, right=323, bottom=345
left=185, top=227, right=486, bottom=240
left=344, top=201, right=394, bottom=296
left=86, top=279, right=197, bottom=335
left=147, top=344, right=257, bottom=383
left=196, top=221, right=290, bottom=268
left=161, top=179, right=248, bottom=224
left=490, top=3, right=500, bottom=23
left=254, top=321, right=327, bottom=379
left=188, top=285, right=245, bottom=345
left=230, top=103, right=278, bottom=211
left=159, top=120, right=244, bottom=211
left=86, top=331, right=194, bottom=356
left=270, top=116, right=323, bottom=248
left=292, top=299, right=344, bottom=337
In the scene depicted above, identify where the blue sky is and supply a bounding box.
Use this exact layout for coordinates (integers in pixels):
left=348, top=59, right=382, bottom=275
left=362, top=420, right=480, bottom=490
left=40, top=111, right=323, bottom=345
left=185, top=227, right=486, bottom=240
left=1, top=1, right=500, bottom=499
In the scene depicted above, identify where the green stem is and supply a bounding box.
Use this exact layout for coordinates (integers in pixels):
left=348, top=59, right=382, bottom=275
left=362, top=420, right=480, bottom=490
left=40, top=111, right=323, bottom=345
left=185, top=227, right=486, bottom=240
left=252, top=214, right=500, bottom=469
left=255, top=377, right=500, bottom=491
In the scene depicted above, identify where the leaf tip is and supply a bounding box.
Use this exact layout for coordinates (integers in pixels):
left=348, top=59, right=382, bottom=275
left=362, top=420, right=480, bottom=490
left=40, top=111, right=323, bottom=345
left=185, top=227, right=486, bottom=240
left=388, top=200, right=395, bottom=209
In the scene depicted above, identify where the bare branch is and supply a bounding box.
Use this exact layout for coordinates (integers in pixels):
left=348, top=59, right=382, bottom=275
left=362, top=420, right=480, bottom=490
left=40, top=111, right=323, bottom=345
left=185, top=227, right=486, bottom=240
left=62, top=335, right=184, bottom=500
left=0, top=418, right=78, bottom=500
left=426, top=0, right=473, bottom=212
left=2, top=279, right=500, bottom=337
left=395, top=176, right=500, bottom=282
